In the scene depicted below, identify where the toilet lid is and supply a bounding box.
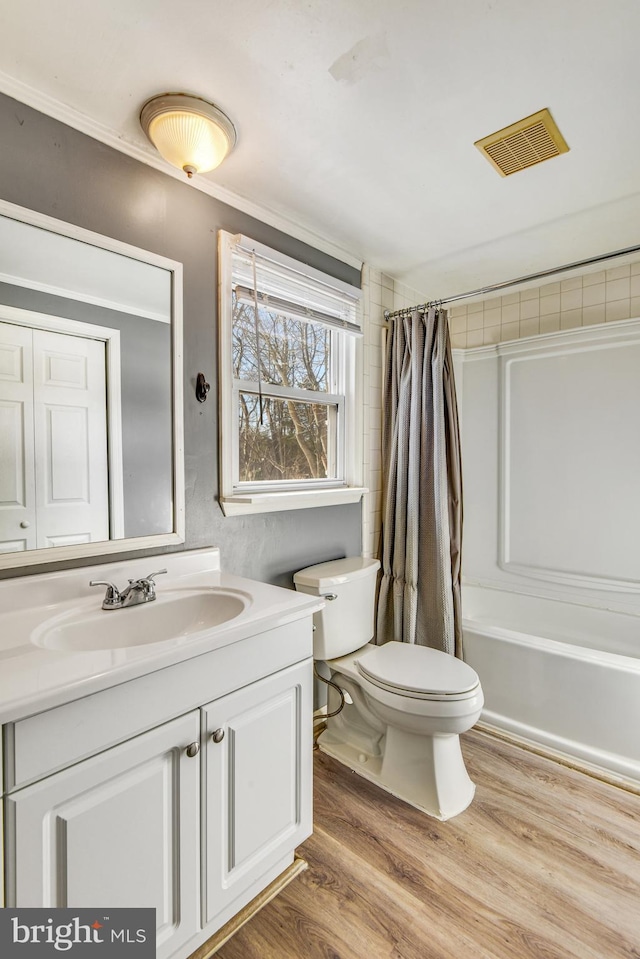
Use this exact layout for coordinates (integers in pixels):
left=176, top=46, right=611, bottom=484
left=356, top=641, right=479, bottom=697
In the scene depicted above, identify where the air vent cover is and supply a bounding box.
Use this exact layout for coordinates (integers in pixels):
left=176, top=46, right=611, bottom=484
left=475, top=108, right=569, bottom=176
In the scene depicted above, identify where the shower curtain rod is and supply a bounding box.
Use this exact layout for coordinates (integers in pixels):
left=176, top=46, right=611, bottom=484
left=383, top=242, right=640, bottom=319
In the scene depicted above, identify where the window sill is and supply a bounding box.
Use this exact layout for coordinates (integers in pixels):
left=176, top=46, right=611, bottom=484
left=220, top=487, right=368, bottom=516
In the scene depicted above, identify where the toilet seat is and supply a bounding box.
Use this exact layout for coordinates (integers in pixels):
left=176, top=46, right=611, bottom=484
left=356, top=641, right=480, bottom=702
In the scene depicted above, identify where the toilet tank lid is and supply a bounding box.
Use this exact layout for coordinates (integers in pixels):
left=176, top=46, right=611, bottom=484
left=294, top=556, right=380, bottom=590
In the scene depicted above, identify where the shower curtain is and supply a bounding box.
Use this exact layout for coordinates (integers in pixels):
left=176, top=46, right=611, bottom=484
left=376, top=307, right=463, bottom=657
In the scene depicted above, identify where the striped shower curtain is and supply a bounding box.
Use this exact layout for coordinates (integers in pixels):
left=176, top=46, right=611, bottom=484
left=376, top=307, right=463, bottom=657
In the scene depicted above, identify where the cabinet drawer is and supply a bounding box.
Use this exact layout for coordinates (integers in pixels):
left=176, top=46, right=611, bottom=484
left=4, top=617, right=312, bottom=790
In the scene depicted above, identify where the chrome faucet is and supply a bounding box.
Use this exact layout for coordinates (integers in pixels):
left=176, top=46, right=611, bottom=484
left=90, top=569, right=168, bottom=610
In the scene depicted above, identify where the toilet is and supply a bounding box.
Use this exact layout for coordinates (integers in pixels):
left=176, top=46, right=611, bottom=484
left=293, top=556, right=484, bottom=820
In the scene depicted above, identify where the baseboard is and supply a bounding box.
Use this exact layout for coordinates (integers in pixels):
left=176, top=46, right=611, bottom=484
left=474, top=722, right=640, bottom=796
left=188, top=857, right=309, bottom=958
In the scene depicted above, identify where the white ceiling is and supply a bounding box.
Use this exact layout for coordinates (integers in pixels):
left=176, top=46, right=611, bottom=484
left=2, top=0, right=640, bottom=299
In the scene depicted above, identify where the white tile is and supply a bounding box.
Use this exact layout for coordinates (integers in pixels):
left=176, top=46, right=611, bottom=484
left=560, top=309, right=582, bottom=330
left=540, top=293, right=561, bottom=315
left=501, top=303, right=520, bottom=324
left=467, top=300, right=484, bottom=314
left=560, top=276, right=582, bottom=292
left=605, top=264, right=630, bottom=281
left=539, top=313, right=560, bottom=334
left=519, top=317, right=540, bottom=337
left=450, top=305, right=468, bottom=318
left=605, top=277, right=630, bottom=302
left=450, top=332, right=467, bottom=348
left=483, top=307, right=501, bottom=328
left=520, top=298, right=540, bottom=320
left=481, top=294, right=501, bottom=312
left=467, top=311, right=484, bottom=331
left=519, top=286, right=539, bottom=302
left=538, top=281, right=561, bottom=296
left=500, top=320, right=520, bottom=341
left=381, top=273, right=394, bottom=291
left=582, top=304, right=605, bottom=325
left=582, top=283, right=605, bottom=307
left=631, top=296, right=640, bottom=317
left=630, top=274, right=640, bottom=297
left=369, top=386, right=382, bottom=409
left=630, top=260, right=640, bottom=276
left=606, top=300, right=631, bottom=322
left=466, top=328, right=484, bottom=348
left=583, top=269, right=606, bottom=287
left=483, top=326, right=501, bottom=345
left=370, top=428, right=381, bottom=451
left=451, top=315, right=467, bottom=334
left=381, top=287, right=394, bottom=309
left=560, top=288, right=582, bottom=311
left=501, top=293, right=519, bottom=307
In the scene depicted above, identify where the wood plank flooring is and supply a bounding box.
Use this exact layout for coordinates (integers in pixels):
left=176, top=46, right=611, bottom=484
left=216, top=729, right=640, bottom=959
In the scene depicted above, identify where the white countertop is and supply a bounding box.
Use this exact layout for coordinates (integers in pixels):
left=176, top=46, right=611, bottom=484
left=0, top=548, right=322, bottom=723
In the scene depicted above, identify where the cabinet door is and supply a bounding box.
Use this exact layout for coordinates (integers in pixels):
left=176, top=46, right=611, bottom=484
left=203, top=659, right=313, bottom=926
left=6, top=712, right=200, bottom=959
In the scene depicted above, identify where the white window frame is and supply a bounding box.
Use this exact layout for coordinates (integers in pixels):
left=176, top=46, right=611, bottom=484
left=218, top=231, right=366, bottom=515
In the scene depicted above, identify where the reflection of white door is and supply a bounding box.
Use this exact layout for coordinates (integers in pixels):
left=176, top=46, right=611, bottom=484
left=0, top=322, right=109, bottom=551
left=0, top=323, right=36, bottom=551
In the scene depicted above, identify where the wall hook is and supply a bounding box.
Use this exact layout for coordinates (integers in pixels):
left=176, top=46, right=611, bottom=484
left=196, top=372, right=210, bottom=403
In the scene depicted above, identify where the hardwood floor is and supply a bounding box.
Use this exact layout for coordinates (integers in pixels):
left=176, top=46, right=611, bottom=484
left=216, top=729, right=640, bottom=959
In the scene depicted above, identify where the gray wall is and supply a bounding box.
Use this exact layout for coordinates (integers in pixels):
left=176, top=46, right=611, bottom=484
left=0, top=92, right=362, bottom=586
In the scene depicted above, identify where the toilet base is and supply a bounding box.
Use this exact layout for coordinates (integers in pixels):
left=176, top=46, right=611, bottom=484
left=318, top=725, right=476, bottom=821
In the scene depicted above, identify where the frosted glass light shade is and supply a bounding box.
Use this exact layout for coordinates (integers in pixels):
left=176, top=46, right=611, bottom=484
left=140, top=94, right=236, bottom=178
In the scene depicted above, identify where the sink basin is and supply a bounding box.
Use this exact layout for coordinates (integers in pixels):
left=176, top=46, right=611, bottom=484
left=31, top=587, right=250, bottom=652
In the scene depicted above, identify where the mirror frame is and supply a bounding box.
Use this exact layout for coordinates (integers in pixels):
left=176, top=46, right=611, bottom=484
left=0, top=198, right=184, bottom=570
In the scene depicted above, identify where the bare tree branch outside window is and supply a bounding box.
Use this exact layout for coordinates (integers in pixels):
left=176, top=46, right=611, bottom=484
left=232, top=294, right=337, bottom=482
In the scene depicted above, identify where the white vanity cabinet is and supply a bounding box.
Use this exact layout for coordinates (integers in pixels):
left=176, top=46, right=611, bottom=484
left=6, top=712, right=201, bottom=959
left=2, top=616, right=314, bottom=959
left=203, top=660, right=312, bottom=926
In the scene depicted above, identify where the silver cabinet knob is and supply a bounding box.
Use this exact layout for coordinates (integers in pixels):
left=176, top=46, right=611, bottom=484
left=185, top=742, right=200, bottom=758
left=20, top=521, right=30, bottom=529
left=211, top=728, right=225, bottom=744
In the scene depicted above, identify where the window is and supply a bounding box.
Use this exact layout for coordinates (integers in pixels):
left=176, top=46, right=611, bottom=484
left=218, top=232, right=365, bottom=515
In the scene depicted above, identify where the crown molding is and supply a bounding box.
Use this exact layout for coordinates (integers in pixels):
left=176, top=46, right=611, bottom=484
left=0, top=70, right=363, bottom=272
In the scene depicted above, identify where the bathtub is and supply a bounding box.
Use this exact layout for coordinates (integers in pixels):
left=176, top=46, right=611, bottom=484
left=462, top=584, right=640, bottom=785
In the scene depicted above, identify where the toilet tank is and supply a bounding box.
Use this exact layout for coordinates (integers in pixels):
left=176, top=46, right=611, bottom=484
left=293, top=557, right=380, bottom=660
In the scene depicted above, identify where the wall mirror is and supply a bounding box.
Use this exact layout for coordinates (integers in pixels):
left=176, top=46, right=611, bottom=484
left=0, top=199, right=184, bottom=571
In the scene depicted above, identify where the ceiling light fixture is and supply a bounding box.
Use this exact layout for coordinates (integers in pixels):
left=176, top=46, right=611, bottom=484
left=140, top=93, right=236, bottom=179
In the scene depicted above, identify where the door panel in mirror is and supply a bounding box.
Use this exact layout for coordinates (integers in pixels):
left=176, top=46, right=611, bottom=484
left=0, top=200, right=184, bottom=570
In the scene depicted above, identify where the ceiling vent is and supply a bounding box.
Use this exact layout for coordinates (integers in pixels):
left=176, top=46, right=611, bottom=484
left=475, top=108, right=569, bottom=177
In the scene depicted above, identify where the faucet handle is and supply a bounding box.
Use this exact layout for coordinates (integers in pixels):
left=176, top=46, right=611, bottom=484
left=136, top=568, right=168, bottom=599
left=89, top=580, right=121, bottom=608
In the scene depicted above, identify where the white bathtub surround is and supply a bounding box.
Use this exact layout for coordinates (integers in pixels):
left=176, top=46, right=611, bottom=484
left=459, top=317, right=640, bottom=608
left=462, top=584, right=640, bottom=786
left=457, top=319, right=640, bottom=785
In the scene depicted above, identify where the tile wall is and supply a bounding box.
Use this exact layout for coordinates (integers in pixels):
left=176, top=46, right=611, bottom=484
left=448, top=261, right=640, bottom=348
left=362, top=257, right=640, bottom=561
